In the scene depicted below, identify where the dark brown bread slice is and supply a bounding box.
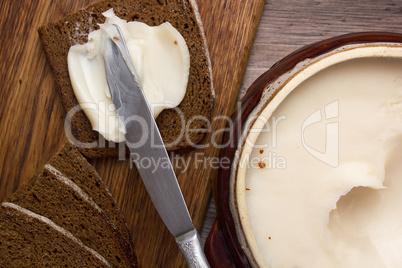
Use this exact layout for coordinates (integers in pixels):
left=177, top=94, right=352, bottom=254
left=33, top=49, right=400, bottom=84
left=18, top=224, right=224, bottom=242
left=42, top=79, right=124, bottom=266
left=7, top=168, right=135, bottom=267
left=38, top=0, right=214, bottom=158
left=47, top=142, right=133, bottom=248
left=0, top=203, right=110, bottom=267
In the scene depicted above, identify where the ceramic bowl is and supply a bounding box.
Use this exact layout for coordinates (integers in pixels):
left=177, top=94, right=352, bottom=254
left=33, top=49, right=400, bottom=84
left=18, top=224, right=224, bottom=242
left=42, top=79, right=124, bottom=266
left=205, top=32, right=402, bottom=267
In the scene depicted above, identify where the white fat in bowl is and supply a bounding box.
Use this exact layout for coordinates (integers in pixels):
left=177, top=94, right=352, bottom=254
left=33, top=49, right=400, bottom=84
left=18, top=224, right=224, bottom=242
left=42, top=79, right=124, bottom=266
left=235, top=45, right=402, bottom=267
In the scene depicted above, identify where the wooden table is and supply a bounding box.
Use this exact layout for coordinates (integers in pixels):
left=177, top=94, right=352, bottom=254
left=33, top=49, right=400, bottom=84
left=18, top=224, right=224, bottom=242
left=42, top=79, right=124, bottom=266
left=2, top=0, right=402, bottom=267
left=241, top=0, right=402, bottom=98
left=0, top=0, right=263, bottom=267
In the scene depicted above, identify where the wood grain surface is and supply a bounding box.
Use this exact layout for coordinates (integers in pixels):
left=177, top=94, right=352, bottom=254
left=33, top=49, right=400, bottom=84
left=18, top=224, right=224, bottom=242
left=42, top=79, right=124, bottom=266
left=241, top=0, right=402, bottom=98
left=0, top=0, right=264, bottom=267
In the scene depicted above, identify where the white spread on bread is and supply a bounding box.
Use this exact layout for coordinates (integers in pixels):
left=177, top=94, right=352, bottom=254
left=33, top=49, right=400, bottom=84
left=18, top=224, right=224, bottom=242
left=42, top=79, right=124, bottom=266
left=68, top=9, right=190, bottom=142
left=239, top=57, right=402, bottom=267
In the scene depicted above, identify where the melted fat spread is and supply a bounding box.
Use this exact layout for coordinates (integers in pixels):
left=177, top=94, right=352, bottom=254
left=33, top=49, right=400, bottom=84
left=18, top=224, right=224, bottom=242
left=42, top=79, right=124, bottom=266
left=245, top=58, right=402, bottom=268
left=67, top=9, right=190, bottom=142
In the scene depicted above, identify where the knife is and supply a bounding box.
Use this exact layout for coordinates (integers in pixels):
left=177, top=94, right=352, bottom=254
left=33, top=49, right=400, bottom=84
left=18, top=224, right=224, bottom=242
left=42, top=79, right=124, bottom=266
left=102, top=24, right=210, bottom=268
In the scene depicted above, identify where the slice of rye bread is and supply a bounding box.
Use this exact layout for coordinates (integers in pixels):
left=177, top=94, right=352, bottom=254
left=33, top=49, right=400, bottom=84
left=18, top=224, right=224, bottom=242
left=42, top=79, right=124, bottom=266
left=0, top=203, right=110, bottom=267
left=38, top=0, right=214, bottom=158
left=46, top=142, right=133, bottom=247
left=7, top=143, right=135, bottom=254
left=7, top=166, right=136, bottom=267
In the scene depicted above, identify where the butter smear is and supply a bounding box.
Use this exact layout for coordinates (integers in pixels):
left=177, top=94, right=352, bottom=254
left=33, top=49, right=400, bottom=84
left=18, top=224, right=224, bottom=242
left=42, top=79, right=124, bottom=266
left=68, top=9, right=190, bottom=142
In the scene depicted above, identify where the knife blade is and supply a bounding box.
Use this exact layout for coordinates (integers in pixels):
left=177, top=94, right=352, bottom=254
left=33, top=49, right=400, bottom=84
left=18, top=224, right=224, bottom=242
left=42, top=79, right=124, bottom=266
left=102, top=24, right=209, bottom=268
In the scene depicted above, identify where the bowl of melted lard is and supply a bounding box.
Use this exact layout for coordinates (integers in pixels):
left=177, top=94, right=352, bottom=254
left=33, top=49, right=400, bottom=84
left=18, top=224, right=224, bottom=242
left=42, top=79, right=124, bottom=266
left=210, top=32, right=402, bottom=268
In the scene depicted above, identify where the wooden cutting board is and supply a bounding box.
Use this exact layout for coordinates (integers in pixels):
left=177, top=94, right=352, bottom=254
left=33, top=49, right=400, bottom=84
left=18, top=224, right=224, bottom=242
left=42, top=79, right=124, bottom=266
left=0, top=0, right=264, bottom=267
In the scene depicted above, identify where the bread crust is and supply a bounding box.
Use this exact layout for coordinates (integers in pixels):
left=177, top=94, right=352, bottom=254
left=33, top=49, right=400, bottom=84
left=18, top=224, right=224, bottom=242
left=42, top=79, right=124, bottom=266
left=4, top=142, right=138, bottom=267
left=38, top=0, right=214, bottom=158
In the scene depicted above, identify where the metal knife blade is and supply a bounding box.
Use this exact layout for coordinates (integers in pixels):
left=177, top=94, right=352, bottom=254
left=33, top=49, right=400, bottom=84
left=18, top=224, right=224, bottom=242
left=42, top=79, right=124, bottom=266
left=102, top=24, right=209, bottom=268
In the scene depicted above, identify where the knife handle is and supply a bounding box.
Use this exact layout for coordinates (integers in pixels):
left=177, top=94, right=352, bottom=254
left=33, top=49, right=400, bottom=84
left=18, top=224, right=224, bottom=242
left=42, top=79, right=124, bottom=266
left=176, top=229, right=210, bottom=268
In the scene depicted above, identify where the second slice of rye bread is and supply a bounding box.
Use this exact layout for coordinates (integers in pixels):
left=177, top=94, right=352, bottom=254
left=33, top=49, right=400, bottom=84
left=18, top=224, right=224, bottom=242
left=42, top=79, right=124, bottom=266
left=38, top=0, right=214, bottom=158
left=7, top=170, right=136, bottom=267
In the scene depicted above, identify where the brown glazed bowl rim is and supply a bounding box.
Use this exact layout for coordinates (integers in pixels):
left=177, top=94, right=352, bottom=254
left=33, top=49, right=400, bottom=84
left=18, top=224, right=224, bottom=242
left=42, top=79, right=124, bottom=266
left=213, top=32, right=402, bottom=267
